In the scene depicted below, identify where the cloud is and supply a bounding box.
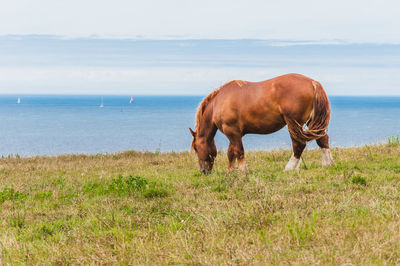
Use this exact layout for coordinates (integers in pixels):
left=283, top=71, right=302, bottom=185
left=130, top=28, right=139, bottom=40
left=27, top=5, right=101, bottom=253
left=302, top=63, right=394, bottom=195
left=0, top=65, right=399, bottom=95
left=0, top=0, right=399, bottom=43
left=0, top=37, right=398, bottom=95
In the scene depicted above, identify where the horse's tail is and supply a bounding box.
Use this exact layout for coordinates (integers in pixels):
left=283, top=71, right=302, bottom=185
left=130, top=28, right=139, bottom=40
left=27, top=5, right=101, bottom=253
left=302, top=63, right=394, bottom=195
left=286, top=80, right=331, bottom=144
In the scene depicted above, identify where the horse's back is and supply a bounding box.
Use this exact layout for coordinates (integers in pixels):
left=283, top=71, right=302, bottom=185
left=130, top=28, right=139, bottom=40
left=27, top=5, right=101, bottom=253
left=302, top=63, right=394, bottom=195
left=212, top=73, right=317, bottom=135
left=217, top=73, right=315, bottom=97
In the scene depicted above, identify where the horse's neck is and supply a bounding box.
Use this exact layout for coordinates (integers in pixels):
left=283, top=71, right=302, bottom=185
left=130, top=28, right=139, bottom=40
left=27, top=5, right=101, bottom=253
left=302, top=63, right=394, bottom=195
left=198, top=109, right=217, bottom=142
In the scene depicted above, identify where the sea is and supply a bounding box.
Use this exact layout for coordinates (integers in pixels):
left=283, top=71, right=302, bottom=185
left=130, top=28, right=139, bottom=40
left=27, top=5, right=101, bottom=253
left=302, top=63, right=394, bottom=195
left=0, top=95, right=398, bottom=157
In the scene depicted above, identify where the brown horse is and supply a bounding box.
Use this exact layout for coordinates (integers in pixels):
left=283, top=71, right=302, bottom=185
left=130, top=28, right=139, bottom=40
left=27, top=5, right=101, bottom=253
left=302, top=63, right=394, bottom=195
left=189, top=73, right=335, bottom=174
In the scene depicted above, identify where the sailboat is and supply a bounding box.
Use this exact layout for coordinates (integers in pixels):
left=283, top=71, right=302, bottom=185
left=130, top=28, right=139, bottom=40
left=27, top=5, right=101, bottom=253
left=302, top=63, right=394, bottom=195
left=99, top=96, right=104, bottom=108
left=129, top=97, right=134, bottom=104
left=17, top=97, right=21, bottom=104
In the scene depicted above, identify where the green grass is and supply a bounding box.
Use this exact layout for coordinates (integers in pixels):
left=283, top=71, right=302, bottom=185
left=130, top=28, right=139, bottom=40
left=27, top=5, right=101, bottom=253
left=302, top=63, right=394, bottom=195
left=388, top=135, right=400, bottom=146
left=0, top=143, right=399, bottom=264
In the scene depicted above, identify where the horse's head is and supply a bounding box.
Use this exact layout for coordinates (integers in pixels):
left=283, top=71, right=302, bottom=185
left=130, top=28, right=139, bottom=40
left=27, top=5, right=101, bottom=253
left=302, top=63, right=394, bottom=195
left=189, top=128, right=217, bottom=174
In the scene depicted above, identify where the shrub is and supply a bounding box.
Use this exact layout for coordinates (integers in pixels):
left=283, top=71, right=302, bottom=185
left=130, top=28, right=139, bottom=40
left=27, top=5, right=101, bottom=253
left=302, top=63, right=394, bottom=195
left=82, top=174, right=170, bottom=198
left=351, top=174, right=367, bottom=186
left=108, top=174, right=148, bottom=195
left=0, top=187, right=27, bottom=204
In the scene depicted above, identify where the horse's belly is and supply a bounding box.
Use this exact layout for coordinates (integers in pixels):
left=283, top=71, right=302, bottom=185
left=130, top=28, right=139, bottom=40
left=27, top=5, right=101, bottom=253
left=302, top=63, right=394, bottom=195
left=215, top=92, right=285, bottom=135
left=242, top=119, right=285, bottom=135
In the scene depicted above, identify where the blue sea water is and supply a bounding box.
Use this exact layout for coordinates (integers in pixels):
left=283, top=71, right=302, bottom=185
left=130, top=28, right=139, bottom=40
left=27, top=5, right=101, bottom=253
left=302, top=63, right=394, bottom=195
left=0, top=95, right=398, bottom=156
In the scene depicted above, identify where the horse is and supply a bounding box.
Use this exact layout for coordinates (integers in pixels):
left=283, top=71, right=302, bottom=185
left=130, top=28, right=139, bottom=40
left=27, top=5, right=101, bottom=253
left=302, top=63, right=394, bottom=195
left=189, top=73, right=335, bottom=174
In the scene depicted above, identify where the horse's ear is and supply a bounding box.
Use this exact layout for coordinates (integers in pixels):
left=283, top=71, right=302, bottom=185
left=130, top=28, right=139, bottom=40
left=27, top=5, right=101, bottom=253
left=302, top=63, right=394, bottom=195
left=189, top=128, right=196, bottom=137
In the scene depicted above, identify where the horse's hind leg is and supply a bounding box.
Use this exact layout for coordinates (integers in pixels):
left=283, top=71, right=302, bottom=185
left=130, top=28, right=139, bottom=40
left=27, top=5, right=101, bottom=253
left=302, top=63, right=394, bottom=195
left=285, top=138, right=306, bottom=171
left=316, top=134, right=335, bottom=167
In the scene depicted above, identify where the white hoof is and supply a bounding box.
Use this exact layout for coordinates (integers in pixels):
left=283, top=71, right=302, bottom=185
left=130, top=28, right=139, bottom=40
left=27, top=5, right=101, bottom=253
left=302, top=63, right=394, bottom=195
left=284, top=154, right=301, bottom=171
left=238, top=159, right=247, bottom=173
left=321, top=148, right=335, bottom=167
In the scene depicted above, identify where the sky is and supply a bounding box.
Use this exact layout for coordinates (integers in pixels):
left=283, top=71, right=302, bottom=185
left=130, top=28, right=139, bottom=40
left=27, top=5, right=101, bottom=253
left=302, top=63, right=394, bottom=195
left=1, top=0, right=400, bottom=42
left=0, top=0, right=399, bottom=95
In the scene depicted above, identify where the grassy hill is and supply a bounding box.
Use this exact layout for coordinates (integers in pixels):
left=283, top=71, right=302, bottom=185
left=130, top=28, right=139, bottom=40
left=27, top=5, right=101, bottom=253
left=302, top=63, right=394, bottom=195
left=0, top=142, right=399, bottom=264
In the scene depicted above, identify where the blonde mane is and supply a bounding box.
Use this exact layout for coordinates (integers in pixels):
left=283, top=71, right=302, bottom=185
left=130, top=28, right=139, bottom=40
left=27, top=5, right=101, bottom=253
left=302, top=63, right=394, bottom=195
left=195, top=80, right=247, bottom=132
left=195, top=88, right=220, bottom=132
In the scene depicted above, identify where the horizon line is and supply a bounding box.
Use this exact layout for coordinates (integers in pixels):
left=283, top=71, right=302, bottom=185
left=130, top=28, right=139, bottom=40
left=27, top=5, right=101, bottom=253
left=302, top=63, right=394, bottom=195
left=2, top=34, right=400, bottom=46
left=1, top=93, right=400, bottom=97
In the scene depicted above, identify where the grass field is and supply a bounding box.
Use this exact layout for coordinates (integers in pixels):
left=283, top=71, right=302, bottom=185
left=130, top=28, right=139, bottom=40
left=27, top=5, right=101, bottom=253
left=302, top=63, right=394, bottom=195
left=0, top=141, right=399, bottom=264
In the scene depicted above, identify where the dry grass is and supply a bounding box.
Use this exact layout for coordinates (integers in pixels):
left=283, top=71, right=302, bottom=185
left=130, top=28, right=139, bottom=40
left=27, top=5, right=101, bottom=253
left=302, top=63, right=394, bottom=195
left=0, top=143, right=399, bottom=264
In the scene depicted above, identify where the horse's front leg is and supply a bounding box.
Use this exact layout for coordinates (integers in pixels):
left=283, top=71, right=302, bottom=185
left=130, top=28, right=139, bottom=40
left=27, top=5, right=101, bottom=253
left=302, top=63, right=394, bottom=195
left=227, top=135, right=247, bottom=173
left=285, top=138, right=306, bottom=171
left=227, top=143, right=236, bottom=170
left=237, top=151, right=247, bottom=173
